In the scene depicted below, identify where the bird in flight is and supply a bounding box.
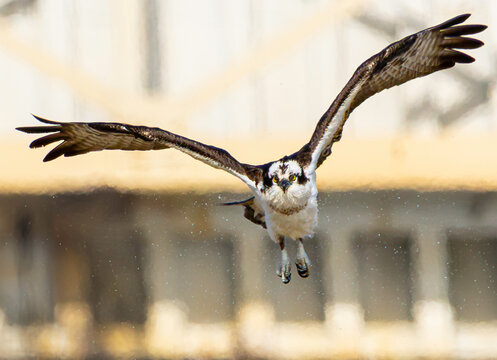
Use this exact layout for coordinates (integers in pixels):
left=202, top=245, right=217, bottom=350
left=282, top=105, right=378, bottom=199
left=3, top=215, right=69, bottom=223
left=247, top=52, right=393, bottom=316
left=17, top=14, right=486, bottom=283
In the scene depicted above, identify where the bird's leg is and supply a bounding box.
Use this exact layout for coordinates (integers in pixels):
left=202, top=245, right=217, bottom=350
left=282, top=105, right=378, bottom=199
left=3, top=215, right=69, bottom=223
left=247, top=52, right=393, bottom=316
left=295, top=238, right=311, bottom=278
left=276, top=236, right=291, bottom=284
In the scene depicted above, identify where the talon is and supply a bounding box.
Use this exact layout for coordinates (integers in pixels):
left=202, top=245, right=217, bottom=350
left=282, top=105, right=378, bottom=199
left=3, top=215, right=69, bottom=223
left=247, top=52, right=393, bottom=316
left=296, top=239, right=311, bottom=279
left=277, top=262, right=292, bottom=284
left=282, top=272, right=291, bottom=284
left=295, top=260, right=309, bottom=278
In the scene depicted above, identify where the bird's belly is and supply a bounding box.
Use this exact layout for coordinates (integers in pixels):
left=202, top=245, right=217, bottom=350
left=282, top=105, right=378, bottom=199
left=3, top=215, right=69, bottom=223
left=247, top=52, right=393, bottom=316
left=268, top=202, right=318, bottom=240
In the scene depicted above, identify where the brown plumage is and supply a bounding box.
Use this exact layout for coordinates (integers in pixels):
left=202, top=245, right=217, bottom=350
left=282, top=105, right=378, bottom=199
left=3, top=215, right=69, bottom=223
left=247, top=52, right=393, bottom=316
left=16, top=14, right=486, bottom=284
left=18, top=114, right=258, bottom=184
left=294, top=13, right=486, bottom=169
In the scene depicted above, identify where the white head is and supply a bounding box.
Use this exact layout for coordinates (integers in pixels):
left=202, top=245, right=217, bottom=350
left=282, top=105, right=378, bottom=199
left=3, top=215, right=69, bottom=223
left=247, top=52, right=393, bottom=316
left=261, top=159, right=312, bottom=209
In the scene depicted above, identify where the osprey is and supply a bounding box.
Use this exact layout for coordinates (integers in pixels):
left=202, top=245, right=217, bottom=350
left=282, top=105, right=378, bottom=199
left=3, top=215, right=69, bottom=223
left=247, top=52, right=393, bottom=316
left=17, top=14, right=486, bottom=283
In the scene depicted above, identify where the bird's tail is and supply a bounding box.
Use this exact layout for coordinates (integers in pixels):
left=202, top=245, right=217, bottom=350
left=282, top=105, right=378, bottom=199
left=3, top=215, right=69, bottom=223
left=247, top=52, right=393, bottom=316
left=220, top=196, right=255, bottom=207
left=219, top=196, right=266, bottom=229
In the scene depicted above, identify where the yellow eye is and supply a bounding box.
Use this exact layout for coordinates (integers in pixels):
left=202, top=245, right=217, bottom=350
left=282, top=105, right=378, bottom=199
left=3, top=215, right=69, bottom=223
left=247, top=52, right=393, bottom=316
left=272, top=176, right=278, bottom=183
left=289, top=174, right=297, bottom=182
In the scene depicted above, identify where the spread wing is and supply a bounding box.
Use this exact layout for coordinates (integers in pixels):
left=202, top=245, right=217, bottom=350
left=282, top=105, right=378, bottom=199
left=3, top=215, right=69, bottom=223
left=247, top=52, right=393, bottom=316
left=296, top=13, right=486, bottom=172
left=17, top=115, right=261, bottom=188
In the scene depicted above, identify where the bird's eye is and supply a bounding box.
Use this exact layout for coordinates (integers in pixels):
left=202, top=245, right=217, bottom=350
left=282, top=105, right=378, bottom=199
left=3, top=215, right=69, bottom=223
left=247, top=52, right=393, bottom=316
left=272, top=176, right=279, bottom=183
left=289, top=174, right=297, bottom=182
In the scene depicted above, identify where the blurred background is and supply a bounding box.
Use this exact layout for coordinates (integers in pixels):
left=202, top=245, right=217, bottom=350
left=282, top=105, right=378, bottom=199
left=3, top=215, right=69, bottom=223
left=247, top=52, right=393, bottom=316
left=1, top=0, right=496, bottom=358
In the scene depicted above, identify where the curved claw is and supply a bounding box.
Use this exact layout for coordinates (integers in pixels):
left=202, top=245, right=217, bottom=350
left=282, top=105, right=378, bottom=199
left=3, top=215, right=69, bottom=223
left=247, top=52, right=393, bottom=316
left=295, top=259, right=310, bottom=278
left=296, top=240, right=311, bottom=278
left=277, top=260, right=292, bottom=284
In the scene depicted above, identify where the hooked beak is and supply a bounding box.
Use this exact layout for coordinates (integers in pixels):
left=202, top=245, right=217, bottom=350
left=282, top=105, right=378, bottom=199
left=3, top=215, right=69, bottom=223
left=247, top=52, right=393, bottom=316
left=279, top=179, right=290, bottom=192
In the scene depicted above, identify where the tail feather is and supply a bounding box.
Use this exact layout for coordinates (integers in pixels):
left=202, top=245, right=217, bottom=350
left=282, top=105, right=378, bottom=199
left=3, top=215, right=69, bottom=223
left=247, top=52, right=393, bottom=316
left=220, top=196, right=266, bottom=229
left=221, top=196, right=255, bottom=206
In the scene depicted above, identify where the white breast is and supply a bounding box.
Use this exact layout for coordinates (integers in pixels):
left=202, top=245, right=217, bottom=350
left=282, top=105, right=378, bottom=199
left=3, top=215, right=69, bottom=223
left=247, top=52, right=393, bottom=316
left=266, top=197, right=318, bottom=240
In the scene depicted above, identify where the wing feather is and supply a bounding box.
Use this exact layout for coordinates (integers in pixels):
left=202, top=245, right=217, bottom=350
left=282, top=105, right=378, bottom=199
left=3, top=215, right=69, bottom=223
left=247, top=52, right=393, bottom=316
left=17, top=115, right=261, bottom=187
left=296, top=14, right=486, bottom=171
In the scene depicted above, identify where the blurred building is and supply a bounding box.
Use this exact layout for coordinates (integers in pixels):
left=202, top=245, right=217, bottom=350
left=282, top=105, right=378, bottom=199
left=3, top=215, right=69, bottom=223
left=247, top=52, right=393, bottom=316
left=0, top=0, right=496, bottom=358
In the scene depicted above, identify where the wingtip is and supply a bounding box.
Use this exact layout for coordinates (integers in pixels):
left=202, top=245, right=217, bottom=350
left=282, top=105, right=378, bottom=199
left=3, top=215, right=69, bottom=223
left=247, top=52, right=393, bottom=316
left=474, top=24, right=488, bottom=33
left=31, top=113, right=59, bottom=125
left=455, top=51, right=476, bottom=63
left=43, top=152, right=59, bottom=162
left=16, top=126, right=41, bottom=134
left=473, top=38, right=485, bottom=48
left=435, top=13, right=472, bottom=30
left=453, top=13, right=471, bottom=24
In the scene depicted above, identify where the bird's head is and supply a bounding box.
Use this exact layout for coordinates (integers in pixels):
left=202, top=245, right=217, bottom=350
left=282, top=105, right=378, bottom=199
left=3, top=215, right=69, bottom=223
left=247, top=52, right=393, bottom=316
left=261, top=159, right=309, bottom=202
